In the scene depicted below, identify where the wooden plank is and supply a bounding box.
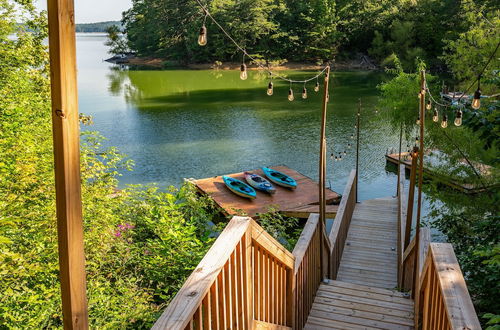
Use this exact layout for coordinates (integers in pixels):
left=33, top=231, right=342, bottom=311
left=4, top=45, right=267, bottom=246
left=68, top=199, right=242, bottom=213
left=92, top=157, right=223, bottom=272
left=152, top=216, right=251, bottom=329
left=46, top=0, right=89, bottom=328
left=319, top=284, right=412, bottom=305
left=314, top=296, right=414, bottom=320
left=308, top=309, right=412, bottom=330
left=312, top=302, right=414, bottom=326
left=252, top=320, right=291, bottom=329
left=327, top=280, right=408, bottom=298
left=194, top=166, right=340, bottom=217
left=281, top=204, right=338, bottom=219
left=315, top=289, right=413, bottom=312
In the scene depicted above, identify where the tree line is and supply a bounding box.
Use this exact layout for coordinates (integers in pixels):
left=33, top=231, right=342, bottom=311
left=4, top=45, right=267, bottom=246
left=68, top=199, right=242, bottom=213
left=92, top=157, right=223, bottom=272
left=120, top=0, right=498, bottom=71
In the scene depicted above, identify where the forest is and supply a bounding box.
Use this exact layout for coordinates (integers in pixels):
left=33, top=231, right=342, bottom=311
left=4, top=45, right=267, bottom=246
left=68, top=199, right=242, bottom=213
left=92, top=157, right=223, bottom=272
left=1, top=0, right=499, bottom=328
left=121, top=0, right=499, bottom=72
left=75, top=21, right=121, bottom=33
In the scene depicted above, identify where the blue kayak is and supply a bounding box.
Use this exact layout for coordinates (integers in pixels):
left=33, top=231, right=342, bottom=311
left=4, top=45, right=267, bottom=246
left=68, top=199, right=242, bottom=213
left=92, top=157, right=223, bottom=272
left=222, top=176, right=257, bottom=199
left=262, top=167, right=297, bottom=189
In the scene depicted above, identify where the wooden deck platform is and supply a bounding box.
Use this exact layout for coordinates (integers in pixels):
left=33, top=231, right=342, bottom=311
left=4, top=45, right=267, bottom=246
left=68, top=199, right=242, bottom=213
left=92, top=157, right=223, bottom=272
left=305, top=280, right=414, bottom=329
left=385, top=152, right=495, bottom=194
left=337, top=197, right=399, bottom=290
left=193, top=165, right=340, bottom=218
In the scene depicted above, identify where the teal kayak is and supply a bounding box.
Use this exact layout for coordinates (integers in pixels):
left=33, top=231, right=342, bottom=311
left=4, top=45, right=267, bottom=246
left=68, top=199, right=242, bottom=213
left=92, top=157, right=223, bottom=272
left=262, top=167, right=297, bottom=189
left=223, top=176, right=257, bottom=199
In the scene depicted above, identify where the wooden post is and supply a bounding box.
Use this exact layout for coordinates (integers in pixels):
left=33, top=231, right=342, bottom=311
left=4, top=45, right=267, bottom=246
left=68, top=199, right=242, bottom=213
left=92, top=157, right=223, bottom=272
left=404, top=147, right=418, bottom=250
left=318, top=65, right=330, bottom=279
left=397, top=123, right=403, bottom=196
left=355, top=99, right=361, bottom=202
left=47, top=0, right=89, bottom=328
left=413, top=70, right=426, bottom=299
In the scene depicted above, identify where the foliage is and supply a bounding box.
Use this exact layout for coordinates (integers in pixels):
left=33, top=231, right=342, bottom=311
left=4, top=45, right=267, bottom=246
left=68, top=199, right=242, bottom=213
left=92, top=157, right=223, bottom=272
left=0, top=2, right=221, bottom=328
left=442, top=5, right=500, bottom=89
left=76, top=21, right=121, bottom=33
left=426, top=187, right=500, bottom=319
left=258, top=207, right=300, bottom=251
left=104, top=25, right=130, bottom=55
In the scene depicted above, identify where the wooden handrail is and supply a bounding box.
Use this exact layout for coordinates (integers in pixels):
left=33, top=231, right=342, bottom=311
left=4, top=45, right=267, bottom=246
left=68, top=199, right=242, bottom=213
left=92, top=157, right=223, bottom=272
left=328, top=169, right=357, bottom=278
left=153, top=216, right=295, bottom=330
left=417, top=243, right=481, bottom=329
left=292, top=214, right=328, bottom=328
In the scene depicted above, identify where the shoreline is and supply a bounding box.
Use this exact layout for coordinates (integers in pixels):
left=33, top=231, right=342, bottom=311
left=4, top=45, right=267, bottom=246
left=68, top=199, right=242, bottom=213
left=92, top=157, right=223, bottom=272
left=123, top=57, right=378, bottom=71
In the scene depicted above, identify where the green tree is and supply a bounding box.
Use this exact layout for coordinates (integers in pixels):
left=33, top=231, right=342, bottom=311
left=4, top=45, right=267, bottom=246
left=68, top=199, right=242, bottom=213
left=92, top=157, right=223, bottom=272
left=104, top=25, right=130, bottom=55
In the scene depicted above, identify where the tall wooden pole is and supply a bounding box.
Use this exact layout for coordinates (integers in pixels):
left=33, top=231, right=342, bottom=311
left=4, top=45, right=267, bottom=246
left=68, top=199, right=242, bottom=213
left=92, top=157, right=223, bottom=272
left=355, top=99, right=361, bottom=202
left=318, top=66, right=330, bottom=278
left=397, top=123, right=403, bottom=196
left=47, top=0, right=89, bottom=328
left=412, top=70, right=426, bottom=299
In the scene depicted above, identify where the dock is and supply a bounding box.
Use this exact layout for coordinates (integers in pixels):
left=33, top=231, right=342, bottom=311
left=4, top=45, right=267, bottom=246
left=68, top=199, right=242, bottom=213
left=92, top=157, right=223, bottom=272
left=193, top=165, right=340, bottom=218
left=385, top=151, right=495, bottom=194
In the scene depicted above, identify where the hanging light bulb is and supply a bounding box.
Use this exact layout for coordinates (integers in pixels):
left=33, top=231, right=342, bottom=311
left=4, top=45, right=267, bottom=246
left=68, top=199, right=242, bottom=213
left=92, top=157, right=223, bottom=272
left=454, top=109, right=462, bottom=126
left=302, top=85, right=307, bottom=99
left=267, top=81, right=273, bottom=96
left=330, top=153, right=334, bottom=160
left=198, top=24, right=207, bottom=46
left=416, top=116, right=421, bottom=125
left=472, top=77, right=481, bottom=109
left=426, top=100, right=432, bottom=110
left=314, top=77, right=320, bottom=92
left=288, top=84, right=294, bottom=101
left=432, top=108, right=439, bottom=122
left=350, top=134, right=354, bottom=139
left=348, top=143, right=351, bottom=149
left=343, top=150, right=347, bottom=156
left=334, top=156, right=338, bottom=162
left=415, top=136, right=419, bottom=147
left=441, top=114, right=448, bottom=128
left=240, top=63, right=248, bottom=80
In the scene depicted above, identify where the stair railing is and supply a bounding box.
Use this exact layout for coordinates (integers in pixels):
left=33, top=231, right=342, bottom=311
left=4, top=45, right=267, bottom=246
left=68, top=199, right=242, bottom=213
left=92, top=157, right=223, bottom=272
left=417, top=243, right=481, bottom=329
left=328, top=169, right=357, bottom=278
left=152, top=216, right=295, bottom=329
left=292, top=213, right=330, bottom=328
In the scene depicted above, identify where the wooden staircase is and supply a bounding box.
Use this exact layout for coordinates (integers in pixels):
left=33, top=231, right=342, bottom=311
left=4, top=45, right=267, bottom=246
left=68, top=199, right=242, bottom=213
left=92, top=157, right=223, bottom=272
left=305, top=280, right=414, bottom=329
left=153, top=168, right=481, bottom=330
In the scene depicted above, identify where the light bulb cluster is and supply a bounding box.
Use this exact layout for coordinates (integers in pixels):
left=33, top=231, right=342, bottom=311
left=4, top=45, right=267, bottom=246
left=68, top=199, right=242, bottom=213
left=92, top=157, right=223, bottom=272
left=196, top=14, right=326, bottom=101
left=330, top=150, right=348, bottom=162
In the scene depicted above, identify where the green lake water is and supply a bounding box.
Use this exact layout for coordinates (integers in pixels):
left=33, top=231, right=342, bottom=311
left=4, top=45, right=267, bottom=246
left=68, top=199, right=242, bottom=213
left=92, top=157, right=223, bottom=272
left=77, top=33, right=434, bottom=212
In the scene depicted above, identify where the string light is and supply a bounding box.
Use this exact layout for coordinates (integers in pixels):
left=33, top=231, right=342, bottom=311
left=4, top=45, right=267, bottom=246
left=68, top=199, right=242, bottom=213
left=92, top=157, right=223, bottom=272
left=472, top=76, right=481, bottom=109
left=432, top=108, right=439, bottom=122
left=314, top=78, right=320, bottom=92
left=267, top=81, right=273, bottom=96
left=454, top=109, right=463, bottom=126
left=416, top=116, right=421, bottom=125
left=288, top=82, right=294, bottom=101
left=330, top=153, right=334, bottom=160
left=343, top=150, right=347, bottom=156
left=441, top=114, right=448, bottom=128
left=302, top=83, right=308, bottom=99
left=197, top=14, right=207, bottom=46
left=426, top=100, right=432, bottom=110
left=240, top=54, right=248, bottom=80
left=348, top=143, right=351, bottom=149
left=350, top=134, right=354, bottom=139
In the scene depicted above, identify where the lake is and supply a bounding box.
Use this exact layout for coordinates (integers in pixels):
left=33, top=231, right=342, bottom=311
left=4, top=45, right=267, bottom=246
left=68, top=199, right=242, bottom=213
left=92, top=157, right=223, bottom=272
left=77, top=34, right=408, bottom=199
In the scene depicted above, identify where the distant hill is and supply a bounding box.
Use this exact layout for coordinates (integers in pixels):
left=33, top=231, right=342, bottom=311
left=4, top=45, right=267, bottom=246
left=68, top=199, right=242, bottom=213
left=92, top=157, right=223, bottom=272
left=75, top=21, right=121, bottom=33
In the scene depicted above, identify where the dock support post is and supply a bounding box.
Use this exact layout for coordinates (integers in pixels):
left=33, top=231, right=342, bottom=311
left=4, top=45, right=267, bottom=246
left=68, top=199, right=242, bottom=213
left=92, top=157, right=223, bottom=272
left=319, top=65, right=331, bottom=278
left=47, top=0, right=89, bottom=328
left=355, top=99, right=361, bottom=202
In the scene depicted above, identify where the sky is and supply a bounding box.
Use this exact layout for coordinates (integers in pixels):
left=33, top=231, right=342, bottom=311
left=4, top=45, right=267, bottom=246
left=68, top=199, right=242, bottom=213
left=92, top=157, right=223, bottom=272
left=34, top=0, right=132, bottom=23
